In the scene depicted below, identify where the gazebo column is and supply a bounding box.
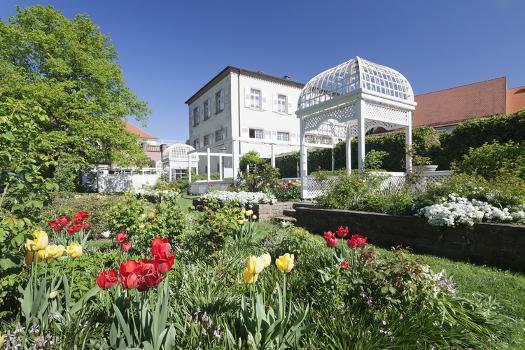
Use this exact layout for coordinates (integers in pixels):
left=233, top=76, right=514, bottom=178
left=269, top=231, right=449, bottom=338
left=405, top=111, right=413, bottom=173
left=299, top=123, right=308, bottom=198
left=357, top=115, right=366, bottom=171
left=345, top=130, right=353, bottom=174
left=232, top=139, right=240, bottom=179
left=206, top=148, right=211, bottom=182
left=219, top=154, right=223, bottom=180
left=187, top=155, right=192, bottom=183
left=271, top=143, right=275, bottom=167
left=331, top=147, right=335, bottom=171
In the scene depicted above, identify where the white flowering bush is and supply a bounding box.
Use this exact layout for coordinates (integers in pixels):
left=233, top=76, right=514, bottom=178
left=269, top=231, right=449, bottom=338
left=418, top=193, right=524, bottom=227
left=202, top=191, right=277, bottom=206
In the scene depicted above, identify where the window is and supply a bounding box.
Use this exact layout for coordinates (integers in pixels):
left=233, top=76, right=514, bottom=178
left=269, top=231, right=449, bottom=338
left=277, top=131, right=289, bottom=141
left=277, top=94, right=287, bottom=113
left=249, top=129, right=264, bottom=139
left=215, top=90, right=224, bottom=113
left=203, top=134, right=210, bottom=147
left=193, top=138, right=200, bottom=149
left=249, top=89, right=261, bottom=109
left=203, top=100, right=210, bottom=120
left=215, top=129, right=224, bottom=142
left=192, top=107, right=200, bottom=126
left=305, top=134, right=316, bottom=143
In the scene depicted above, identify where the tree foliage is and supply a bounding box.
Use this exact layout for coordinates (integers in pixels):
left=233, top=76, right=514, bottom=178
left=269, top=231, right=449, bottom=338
left=0, top=5, right=149, bottom=212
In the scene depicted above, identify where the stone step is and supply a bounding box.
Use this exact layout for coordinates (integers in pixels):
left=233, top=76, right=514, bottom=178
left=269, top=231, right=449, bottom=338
left=272, top=215, right=297, bottom=223
left=292, top=202, right=317, bottom=210
left=282, top=208, right=297, bottom=218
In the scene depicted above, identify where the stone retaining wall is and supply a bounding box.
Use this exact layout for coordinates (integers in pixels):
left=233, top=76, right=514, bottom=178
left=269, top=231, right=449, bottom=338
left=292, top=206, right=525, bottom=272
left=192, top=199, right=294, bottom=222
left=254, top=202, right=294, bottom=221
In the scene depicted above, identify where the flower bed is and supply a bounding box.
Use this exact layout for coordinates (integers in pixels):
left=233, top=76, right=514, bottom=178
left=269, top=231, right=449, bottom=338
left=200, top=190, right=277, bottom=206
left=290, top=204, right=525, bottom=272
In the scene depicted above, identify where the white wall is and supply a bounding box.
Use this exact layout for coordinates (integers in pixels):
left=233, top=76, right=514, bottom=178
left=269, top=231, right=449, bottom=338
left=187, top=70, right=308, bottom=177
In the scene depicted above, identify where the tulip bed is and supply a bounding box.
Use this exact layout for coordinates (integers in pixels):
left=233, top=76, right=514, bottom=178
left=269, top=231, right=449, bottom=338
left=1, top=193, right=525, bottom=349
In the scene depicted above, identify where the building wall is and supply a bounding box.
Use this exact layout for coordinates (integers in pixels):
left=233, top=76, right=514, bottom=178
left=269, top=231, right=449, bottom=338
left=413, top=77, right=507, bottom=128
left=187, top=71, right=305, bottom=176
left=506, top=85, right=525, bottom=114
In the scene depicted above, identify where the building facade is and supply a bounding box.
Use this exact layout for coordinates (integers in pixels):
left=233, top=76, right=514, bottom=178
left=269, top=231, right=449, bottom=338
left=186, top=67, right=331, bottom=178
left=413, top=77, right=525, bottom=131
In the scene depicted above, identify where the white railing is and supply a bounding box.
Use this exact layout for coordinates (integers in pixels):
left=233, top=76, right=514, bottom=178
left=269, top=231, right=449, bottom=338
left=296, top=170, right=452, bottom=199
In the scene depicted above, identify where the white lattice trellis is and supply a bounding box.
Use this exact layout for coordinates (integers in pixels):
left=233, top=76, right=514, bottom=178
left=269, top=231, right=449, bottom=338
left=297, top=57, right=418, bottom=199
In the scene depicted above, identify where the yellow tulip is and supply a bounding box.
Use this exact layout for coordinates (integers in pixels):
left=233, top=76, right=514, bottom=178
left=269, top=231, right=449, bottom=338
left=66, top=242, right=83, bottom=258
left=242, top=256, right=265, bottom=284
left=252, top=215, right=257, bottom=220
left=36, top=249, right=49, bottom=261
left=49, top=290, right=58, bottom=299
left=275, top=253, right=294, bottom=273
left=25, top=229, right=49, bottom=251
left=245, top=210, right=253, bottom=217
left=45, top=244, right=65, bottom=259
left=259, top=253, right=272, bottom=268
left=236, top=218, right=245, bottom=225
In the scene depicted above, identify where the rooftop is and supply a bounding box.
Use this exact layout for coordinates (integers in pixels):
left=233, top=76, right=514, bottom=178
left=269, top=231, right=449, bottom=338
left=124, top=121, right=158, bottom=140
left=185, top=66, right=304, bottom=105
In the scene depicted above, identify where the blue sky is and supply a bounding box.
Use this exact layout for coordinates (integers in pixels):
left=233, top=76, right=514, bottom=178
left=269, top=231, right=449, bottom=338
left=1, top=0, right=524, bottom=141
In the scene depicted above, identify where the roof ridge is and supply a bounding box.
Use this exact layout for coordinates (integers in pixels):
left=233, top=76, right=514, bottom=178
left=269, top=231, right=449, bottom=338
left=416, top=76, right=506, bottom=97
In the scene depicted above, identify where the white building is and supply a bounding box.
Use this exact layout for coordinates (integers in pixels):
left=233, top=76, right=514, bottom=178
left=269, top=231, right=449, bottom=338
left=186, top=66, right=332, bottom=178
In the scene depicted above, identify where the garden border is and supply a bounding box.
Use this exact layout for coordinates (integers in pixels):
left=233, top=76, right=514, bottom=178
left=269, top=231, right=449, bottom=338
left=291, top=204, right=525, bottom=272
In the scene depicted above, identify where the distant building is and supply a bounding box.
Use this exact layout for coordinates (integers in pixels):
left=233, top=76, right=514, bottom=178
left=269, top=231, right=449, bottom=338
left=413, top=77, right=525, bottom=131
left=185, top=66, right=330, bottom=178
left=124, top=121, right=161, bottom=167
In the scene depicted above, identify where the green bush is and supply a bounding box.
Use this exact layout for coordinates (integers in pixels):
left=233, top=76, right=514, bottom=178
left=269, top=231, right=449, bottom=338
left=276, top=111, right=525, bottom=174
left=316, top=172, right=414, bottom=215
left=453, top=141, right=525, bottom=180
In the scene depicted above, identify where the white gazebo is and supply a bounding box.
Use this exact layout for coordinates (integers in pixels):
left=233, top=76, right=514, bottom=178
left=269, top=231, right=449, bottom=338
left=296, top=57, right=417, bottom=197
left=161, top=143, right=198, bottom=181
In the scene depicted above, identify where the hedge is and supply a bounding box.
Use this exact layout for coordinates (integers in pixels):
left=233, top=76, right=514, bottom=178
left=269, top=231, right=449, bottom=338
left=276, top=110, right=525, bottom=177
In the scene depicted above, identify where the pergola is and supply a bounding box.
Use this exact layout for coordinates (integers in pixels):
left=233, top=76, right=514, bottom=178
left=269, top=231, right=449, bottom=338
left=161, top=143, right=198, bottom=181
left=296, top=57, right=417, bottom=196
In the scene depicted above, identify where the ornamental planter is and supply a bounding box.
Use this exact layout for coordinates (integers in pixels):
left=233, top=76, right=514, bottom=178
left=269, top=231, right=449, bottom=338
left=290, top=204, right=525, bottom=272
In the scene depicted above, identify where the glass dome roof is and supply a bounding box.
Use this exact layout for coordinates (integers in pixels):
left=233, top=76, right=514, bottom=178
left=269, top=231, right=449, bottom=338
left=162, top=143, right=197, bottom=161
left=298, top=57, right=414, bottom=110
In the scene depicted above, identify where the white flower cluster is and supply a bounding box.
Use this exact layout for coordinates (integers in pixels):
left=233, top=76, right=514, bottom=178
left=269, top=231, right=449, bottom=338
left=418, top=193, right=523, bottom=227
left=422, top=266, right=456, bottom=297
left=202, top=191, right=277, bottom=206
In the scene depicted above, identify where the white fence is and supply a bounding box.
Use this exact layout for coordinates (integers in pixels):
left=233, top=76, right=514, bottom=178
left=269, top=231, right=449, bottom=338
left=297, top=171, right=452, bottom=199
left=97, top=168, right=160, bottom=193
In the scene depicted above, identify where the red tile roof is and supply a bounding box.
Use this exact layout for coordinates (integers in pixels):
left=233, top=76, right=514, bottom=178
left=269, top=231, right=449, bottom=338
left=124, top=121, right=158, bottom=140
left=506, top=85, right=525, bottom=114
left=413, top=77, right=507, bottom=128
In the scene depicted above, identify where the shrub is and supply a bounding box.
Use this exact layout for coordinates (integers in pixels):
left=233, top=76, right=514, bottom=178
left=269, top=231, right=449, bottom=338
left=454, top=141, right=525, bottom=180
left=316, top=172, right=414, bottom=215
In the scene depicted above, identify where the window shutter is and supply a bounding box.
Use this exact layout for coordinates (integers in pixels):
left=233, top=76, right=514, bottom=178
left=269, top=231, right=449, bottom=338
left=220, top=89, right=225, bottom=111
left=244, top=88, right=251, bottom=107
left=261, top=91, right=269, bottom=111
left=241, top=127, right=249, bottom=138
left=288, top=101, right=294, bottom=115
left=272, top=94, right=278, bottom=112
left=271, top=130, right=277, bottom=140
left=290, top=133, right=297, bottom=142
left=208, top=97, right=212, bottom=116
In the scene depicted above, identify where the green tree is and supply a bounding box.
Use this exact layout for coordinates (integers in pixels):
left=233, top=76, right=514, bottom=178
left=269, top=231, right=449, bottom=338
left=0, top=5, right=149, bottom=211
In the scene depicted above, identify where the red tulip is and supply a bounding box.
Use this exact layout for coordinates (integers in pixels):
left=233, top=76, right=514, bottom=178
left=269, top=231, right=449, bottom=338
left=151, top=237, right=171, bottom=257
left=67, top=223, right=83, bottom=234
left=347, top=234, right=368, bottom=249
left=121, top=241, right=132, bottom=252
left=48, top=220, right=61, bottom=232
left=339, top=261, right=349, bottom=268
left=57, top=216, right=71, bottom=227
left=336, top=226, right=349, bottom=238
left=139, top=259, right=163, bottom=289
left=323, top=231, right=338, bottom=248
left=115, top=232, right=128, bottom=243
left=119, top=260, right=141, bottom=289
left=96, top=269, right=118, bottom=289
left=73, top=211, right=89, bottom=223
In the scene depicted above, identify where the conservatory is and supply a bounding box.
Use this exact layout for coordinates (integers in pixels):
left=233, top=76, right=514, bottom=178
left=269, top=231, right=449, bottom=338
left=161, top=143, right=199, bottom=181
left=296, top=57, right=417, bottom=198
